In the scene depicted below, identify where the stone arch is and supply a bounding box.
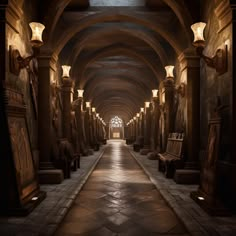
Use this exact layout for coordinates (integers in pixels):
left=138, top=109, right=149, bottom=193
left=66, top=26, right=169, bottom=67
left=72, top=44, right=162, bottom=86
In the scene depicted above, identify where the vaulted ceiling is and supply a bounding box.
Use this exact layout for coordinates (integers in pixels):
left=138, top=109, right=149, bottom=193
left=40, top=0, right=200, bottom=123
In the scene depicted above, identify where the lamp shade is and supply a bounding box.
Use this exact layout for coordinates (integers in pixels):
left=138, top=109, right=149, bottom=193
left=191, top=22, right=206, bottom=43
left=145, top=102, right=150, bottom=108
left=140, top=107, right=144, bottom=112
left=152, top=89, right=158, bottom=98
left=165, top=65, right=174, bottom=78
left=29, top=22, right=45, bottom=47
left=86, top=102, right=91, bottom=108
left=77, top=89, right=84, bottom=98
left=92, top=107, right=96, bottom=112
left=62, top=65, right=71, bottom=78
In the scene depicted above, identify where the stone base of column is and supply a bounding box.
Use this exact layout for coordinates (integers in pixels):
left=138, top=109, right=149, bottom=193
left=38, top=162, right=64, bottom=184
left=140, top=145, right=151, bottom=155
left=174, top=169, right=200, bottom=184
left=147, top=151, right=158, bottom=160
left=38, top=169, right=64, bottom=184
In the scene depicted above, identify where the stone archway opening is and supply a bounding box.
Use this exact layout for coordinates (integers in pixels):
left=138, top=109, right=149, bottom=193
left=109, top=116, right=124, bottom=139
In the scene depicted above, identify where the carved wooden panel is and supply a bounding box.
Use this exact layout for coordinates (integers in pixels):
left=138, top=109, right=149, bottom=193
left=8, top=116, right=37, bottom=200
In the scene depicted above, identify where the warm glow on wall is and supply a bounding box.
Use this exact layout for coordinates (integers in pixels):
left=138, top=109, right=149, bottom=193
left=191, top=22, right=206, bottom=44
left=62, top=65, right=71, bottom=78
left=165, top=65, right=174, bottom=78
left=77, top=89, right=84, bottom=98
left=29, top=22, right=45, bottom=47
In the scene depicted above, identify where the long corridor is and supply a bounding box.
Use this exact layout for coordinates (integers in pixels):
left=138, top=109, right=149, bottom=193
left=55, top=140, right=189, bottom=236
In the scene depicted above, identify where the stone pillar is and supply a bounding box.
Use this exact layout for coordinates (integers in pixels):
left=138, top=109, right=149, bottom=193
left=178, top=48, right=200, bottom=169
left=61, top=77, right=73, bottom=141
left=37, top=55, right=63, bottom=183
left=72, top=98, right=83, bottom=154
left=150, top=97, right=160, bottom=151
left=143, top=105, right=151, bottom=147
left=159, top=79, right=175, bottom=150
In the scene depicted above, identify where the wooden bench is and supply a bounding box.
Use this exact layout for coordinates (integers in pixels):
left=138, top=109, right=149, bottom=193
left=158, top=133, right=184, bottom=178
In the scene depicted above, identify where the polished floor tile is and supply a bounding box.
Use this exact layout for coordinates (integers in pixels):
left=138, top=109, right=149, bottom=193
left=54, top=140, right=189, bottom=236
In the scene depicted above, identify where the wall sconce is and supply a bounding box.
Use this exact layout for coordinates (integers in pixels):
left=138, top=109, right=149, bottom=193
left=145, top=102, right=150, bottom=108
left=136, top=113, right=140, bottom=118
left=176, top=83, right=186, bottom=97
left=62, top=65, right=71, bottom=78
left=165, top=65, right=174, bottom=79
left=9, top=22, right=45, bottom=76
left=152, top=89, right=158, bottom=98
left=77, top=89, right=84, bottom=98
left=133, top=117, right=137, bottom=120
left=92, top=107, right=96, bottom=112
left=96, top=113, right=99, bottom=118
left=86, top=102, right=91, bottom=108
left=140, top=107, right=144, bottom=112
left=191, top=22, right=227, bottom=75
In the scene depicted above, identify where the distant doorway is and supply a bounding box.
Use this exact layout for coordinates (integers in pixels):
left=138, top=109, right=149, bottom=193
left=109, top=116, right=124, bottom=139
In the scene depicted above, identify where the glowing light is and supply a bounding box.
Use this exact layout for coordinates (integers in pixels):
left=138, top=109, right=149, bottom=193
left=62, top=65, right=71, bottom=78
left=191, top=22, right=206, bottom=43
left=86, top=102, right=91, bottom=108
left=198, top=196, right=205, bottom=201
left=165, top=65, right=174, bottom=78
left=92, top=107, right=96, bottom=112
left=77, top=89, right=84, bottom=98
left=145, top=102, right=150, bottom=108
left=152, top=89, right=158, bottom=98
left=29, top=22, right=45, bottom=47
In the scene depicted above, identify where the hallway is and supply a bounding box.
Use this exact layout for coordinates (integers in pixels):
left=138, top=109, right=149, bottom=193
left=55, top=140, right=188, bottom=236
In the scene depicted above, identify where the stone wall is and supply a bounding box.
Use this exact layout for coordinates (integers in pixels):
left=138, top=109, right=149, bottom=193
left=200, top=0, right=232, bottom=161
left=6, top=0, right=39, bottom=164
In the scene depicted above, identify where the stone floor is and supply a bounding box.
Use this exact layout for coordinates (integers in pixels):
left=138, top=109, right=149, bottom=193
left=1, top=140, right=236, bottom=236
left=129, top=146, right=236, bottom=236
left=55, top=140, right=189, bottom=236
left=0, top=147, right=105, bottom=236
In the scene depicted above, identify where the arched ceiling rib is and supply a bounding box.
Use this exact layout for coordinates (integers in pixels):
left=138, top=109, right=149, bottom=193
left=72, top=44, right=162, bottom=86
left=65, top=26, right=169, bottom=67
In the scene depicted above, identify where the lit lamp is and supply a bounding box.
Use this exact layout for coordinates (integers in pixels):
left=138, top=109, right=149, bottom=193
left=136, top=113, right=140, bottom=118
left=191, top=22, right=227, bottom=75
left=165, top=65, right=174, bottom=79
left=145, top=102, right=150, bottom=108
left=77, top=89, right=84, bottom=98
left=62, top=65, right=71, bottom=78
left=140, top=107, right=144, bottom=112
left=133, top=117, right=137, bottom=120
left=86, top=102, right=91, bottom=108
left=9, top=22, right=45, bottom=76
left=152, top=89, right=158, bottom=98
left=96, top=113, right=99, bottom=118
left=92, top=107, right=96, bottom=112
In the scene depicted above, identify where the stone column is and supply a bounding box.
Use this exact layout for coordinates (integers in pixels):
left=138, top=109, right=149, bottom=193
left=160, top=79, right=175, bottom=150
left=141, top=104, right=151, bottom=154
left=37, top=54, right=63, bottom=183
left=178, top=48, right=200, bottom=169
left=72, top=97, right=83, bottom=155
left=150, top=97, right=160, bottom=151
left=61, top=77, right=73, bottom=141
